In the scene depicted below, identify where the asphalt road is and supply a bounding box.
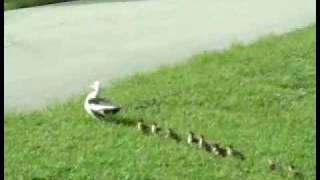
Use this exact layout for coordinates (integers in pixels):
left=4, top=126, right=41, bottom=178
left=4, top=0, right=315, bottom=111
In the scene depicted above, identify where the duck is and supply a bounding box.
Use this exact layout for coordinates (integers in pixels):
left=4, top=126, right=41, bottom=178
left=84, top=80, right=121, bottom=119
left=198, top=134, right=212, bottom=152
left=137, top=119, right=149, bottom=133
left=165, top=128, right=181, bottom=142
left=187, top=131, right=198, bottom=145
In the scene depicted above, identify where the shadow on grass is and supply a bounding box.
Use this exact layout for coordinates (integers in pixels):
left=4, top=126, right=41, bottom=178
left=99, top=115, right=138, bottom=128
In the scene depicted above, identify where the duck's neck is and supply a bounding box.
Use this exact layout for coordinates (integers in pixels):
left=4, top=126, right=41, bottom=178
left=86, top=88, right=99, bottom=100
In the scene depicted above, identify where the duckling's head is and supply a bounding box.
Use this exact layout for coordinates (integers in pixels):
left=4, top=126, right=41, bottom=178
left=288, top=164, right=295, bottom=171
left=211, top=146, right=218, bottom=151
left=267, top=159, right=274, bottom=165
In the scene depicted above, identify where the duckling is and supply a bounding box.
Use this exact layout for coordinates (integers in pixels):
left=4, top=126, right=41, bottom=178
left=198, top=134, right=212, bottom=152
left=187, top=131, right=198, bottom=145
left=267, top=159, right=277, bottom=171
left=165, top=128, right=181, bottom=142
left=137, top=119, right=149, bottom=133
left=287, top=164, right=303, bottom=178
left=211, top=144, right=220, bottom=156
left=150, top=122, right=161, bottom=134
left=225, top=145, right=245, bottom=160
left=288, top=164, right=296, bottom=176
left=211, top=144, right=227, bottom=157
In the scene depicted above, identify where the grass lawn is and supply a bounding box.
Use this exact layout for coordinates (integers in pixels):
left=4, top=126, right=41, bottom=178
left=4, top=0, right=76, bottom=10
left=5, top=25, right=315, bottom=179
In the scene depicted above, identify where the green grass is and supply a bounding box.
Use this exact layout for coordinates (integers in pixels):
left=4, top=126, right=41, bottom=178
left=4, top=0, right=76, bottom=10
left=5, top=25, right=315, bottom=180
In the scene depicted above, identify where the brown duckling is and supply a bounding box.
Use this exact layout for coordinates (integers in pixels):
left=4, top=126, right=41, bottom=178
left=165, top=128, right=181, bottom=142
left=267, top=159, right=277, bottom=171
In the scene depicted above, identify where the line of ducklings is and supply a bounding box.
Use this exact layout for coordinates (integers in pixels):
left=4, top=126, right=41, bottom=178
left=137, top=119, right=245, bottom=160
left=268, top=159, right=303, bottom=178
left=137, top=120, right=303, bottom=178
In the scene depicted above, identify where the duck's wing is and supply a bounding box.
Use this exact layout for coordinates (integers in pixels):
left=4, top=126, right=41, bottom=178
left=88, top=97, right=113, bottom=105
left=88, top=97, right=120, bottom=111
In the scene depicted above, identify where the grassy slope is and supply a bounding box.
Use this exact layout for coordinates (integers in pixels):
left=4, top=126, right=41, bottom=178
left=5, top=26, right=315, bottom=180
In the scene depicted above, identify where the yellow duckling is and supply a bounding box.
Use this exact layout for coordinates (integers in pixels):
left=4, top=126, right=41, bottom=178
left=137, top=119, right=149, bottom=133
left=150, top=122, right=161, bottom=134
left=287, top=164, right=303, bottom=178
left=198, top=134, right=212, bottom=152
left=187, top=131, right=198, bottom=145
left=225, top=145, right=245, bottom=160
left=211, top=143, right=227, bottom=157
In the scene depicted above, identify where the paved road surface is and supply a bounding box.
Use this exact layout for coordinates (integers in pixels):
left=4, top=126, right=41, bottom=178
left=4, top=0, right=315, bottom=111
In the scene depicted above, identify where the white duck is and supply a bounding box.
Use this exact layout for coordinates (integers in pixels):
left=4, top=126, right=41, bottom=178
left=84, top=80, right=121, bottom=119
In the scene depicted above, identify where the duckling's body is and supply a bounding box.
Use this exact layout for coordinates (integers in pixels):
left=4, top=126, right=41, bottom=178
left=268, top=159, right=277, bottom=171
left=226, top=145, right=245, bottom=160
left=211, top=144, right=227, bottom=157
left=287, top=164, right=303, bottom=178
left=166, top=128, right=181, bottom=142
left=187, top=132, right=198, bottom=145
left=198, top=135, right=212, bottom=152
left=137, top=120, right=149, bottom=133
left=226, top=145, right=232, bottom=156
left=151, top=122, right=161, bottom=134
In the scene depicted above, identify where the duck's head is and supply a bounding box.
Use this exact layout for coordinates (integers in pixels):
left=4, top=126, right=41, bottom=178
left=90, top=80, right=101, bottom=91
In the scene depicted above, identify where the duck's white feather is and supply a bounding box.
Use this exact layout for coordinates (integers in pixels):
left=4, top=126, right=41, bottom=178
left=89, top=103, right=118, bottom=111
left=84, top=81, right=120, bottom=118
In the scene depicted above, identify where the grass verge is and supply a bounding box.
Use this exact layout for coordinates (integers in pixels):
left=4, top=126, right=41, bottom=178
left=5, top=25, right=315, bottom=179
left=4, top=0, right=76, bottom=10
